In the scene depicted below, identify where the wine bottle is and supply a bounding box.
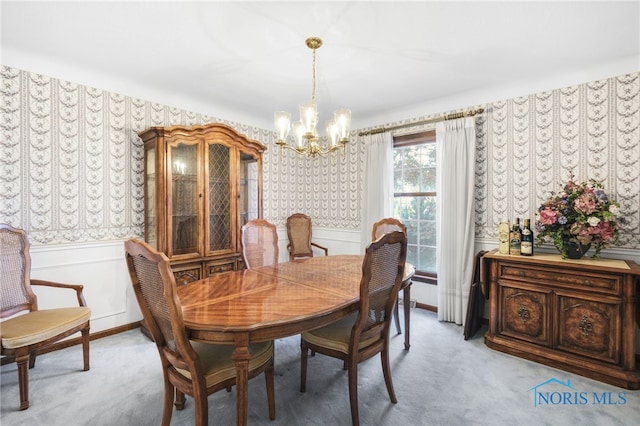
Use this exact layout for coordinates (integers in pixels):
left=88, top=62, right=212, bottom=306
left=509, top=218, right=522, bottom=255
left=498, top=220, right=510, bottom=254
left=520, top=218, right=533, bottom=256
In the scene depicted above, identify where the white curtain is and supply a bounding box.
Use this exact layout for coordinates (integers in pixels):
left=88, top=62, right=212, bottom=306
left=436, top=117, right=476, bottom=325
left=360, top=132, right=394, bottom=251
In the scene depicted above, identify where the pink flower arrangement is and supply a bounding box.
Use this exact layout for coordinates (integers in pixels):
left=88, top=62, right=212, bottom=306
left=535, top=172, right=621, bottom=258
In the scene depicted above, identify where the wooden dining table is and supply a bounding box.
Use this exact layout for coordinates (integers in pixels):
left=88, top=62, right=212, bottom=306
left=177, top=254, right=415, bottom=426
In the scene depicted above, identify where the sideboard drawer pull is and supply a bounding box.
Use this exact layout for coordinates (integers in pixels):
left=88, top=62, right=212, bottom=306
left=583, top=279, right=593, bottom=286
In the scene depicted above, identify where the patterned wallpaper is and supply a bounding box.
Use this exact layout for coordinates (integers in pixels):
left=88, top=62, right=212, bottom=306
left=265, top=139, right=363, bottom=229
left=1, top=65, right=638, bottom=249
left=0, top=65, right=361, bottom=243
left=2, top=66, right=214, bottom=243
left=476, top=73, right=639, bottom=249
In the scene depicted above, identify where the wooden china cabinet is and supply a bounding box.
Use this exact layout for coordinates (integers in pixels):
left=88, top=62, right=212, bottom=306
left=139, top=123, right=266, bottom=286
left=484, top=251, right=640, bottom=389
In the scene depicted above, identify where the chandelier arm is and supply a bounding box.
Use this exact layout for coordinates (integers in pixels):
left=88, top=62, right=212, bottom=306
left=276, top=139, right=342, bottom=158
left=273, top=37, right=350, bottom=160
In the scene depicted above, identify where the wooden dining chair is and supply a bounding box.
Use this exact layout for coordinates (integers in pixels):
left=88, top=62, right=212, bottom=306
left=371, top=217, right=407, bottom=241
left=286, top=213, right=328, bottom=260
left=241, top=219, right=279, bottom=269
left=300, top=231, right=407, bottom=426
left=0, top=224, right=91, bottom=410
left=371, top=217, right=408, bottom=335
left=124, top=239, right=276, bottom=426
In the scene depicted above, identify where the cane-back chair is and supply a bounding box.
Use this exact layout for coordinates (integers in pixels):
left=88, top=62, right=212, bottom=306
left=371, top=217, right=407, bottom=241
left=125, top=239, right=275, bottom=426
left=300, top=231, right=407, bottom=426
left=371, top=217, right=408, bottom=335
left=241, top=219, right=279, bottom=269
left=286, top=213, right=328, bottom=261
left=0, top=224, right=91, bottom=410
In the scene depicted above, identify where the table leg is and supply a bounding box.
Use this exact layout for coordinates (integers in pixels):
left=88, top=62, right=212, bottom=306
left=403, top=281, right=411, bottom=350
left=232, top=335, right=251, bottom=426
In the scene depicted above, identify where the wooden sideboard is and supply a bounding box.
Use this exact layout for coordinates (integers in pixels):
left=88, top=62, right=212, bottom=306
left=483, top=251, right=640, bottom=389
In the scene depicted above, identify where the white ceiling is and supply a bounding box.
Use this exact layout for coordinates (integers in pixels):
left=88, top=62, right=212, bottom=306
left=2, top=1, right=639, bottom=130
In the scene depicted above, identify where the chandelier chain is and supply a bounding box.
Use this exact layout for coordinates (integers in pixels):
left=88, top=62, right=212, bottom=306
left=311, top=47, right=317, bottom=105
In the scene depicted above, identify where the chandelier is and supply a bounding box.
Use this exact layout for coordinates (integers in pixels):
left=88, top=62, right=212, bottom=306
left=274, top=37, right=351, bottom=158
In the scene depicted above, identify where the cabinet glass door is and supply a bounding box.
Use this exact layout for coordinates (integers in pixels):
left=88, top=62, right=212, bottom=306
left=208, top=143, right=231, bottom=252
left=239, top=152, right=259, bottom=227
left=145, top=146, right=157, bottom=249
left=169, top=142, right=199, bottom=256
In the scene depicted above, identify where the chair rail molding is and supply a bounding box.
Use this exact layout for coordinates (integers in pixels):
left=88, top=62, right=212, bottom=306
left=29, top=240, right=140, bottom=332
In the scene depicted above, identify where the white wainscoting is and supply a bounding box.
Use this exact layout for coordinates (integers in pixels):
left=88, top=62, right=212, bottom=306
left=26, top=229, right=363, bottom=335
left=26, top=235, right=639, bottom=351
left=276, top=226, right=363, bottom=262
left=29, top=240, right=141, bottom=334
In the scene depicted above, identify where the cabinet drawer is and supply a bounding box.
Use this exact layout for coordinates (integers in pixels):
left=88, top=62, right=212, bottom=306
left=171, top=263, right=202, bottom=286
left=499, top=264, right=621, bottom=294
left=205, top=260, right=236, bottom=276
left=556, top=294, right=621, bottom=364
left=499, top=284, right=551, bottom=346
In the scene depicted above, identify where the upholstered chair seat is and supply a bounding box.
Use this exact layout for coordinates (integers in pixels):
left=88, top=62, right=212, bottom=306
left=178, top=341, right=274, bottom=386
left=301, top=313, right=379, bottom=354
left=1, top=308, right=91, bottom=348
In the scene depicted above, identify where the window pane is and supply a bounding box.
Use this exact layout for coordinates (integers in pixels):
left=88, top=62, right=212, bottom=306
left=393, top=149, right=404, bottom=169
left=394, top=145, right=425, bottom=193
left=420, top=143, right=436, bottom=167
left=419, top=196, right=436, bottom=220
left=403, top=219, right=418, bottom=245
left=418, top=245, right=436, bottom=273
left=420, top=167, right=436, bottom=192
left=402, top=168, right=420, bottom=192
left=395, top=195, right=436, bottom=273
left=420, top=220, right=436, bottom=247
left=393, top=133, right=437, bottom=278
left=406, top=244, right=418, bottom=270
left=394, top=196, right=417, bottom=220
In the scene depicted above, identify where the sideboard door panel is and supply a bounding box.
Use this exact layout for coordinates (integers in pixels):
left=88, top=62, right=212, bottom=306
left=557, top=294, right=621, bottom=364
left=500, top=284, right=550, bottom=345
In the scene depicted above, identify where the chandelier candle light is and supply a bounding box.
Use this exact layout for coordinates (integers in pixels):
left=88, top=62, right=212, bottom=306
left=274, top=37, right=351, bottom=158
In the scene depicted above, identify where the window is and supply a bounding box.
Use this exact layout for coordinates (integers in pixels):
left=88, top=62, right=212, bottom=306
left=393, top=130, right=437, bottom=284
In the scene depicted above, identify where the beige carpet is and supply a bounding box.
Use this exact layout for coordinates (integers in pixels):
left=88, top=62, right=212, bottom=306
left=1, top=308, right=639, bottom=425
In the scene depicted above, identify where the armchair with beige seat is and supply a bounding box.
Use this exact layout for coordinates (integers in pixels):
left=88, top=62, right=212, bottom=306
left=0, top=223, right=91, bottom=410
left=286, top=213, right=328, bottom=260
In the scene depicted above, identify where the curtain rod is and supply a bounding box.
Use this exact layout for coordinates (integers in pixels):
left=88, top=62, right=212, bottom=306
left=357, top=107, right=485, bottom=137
